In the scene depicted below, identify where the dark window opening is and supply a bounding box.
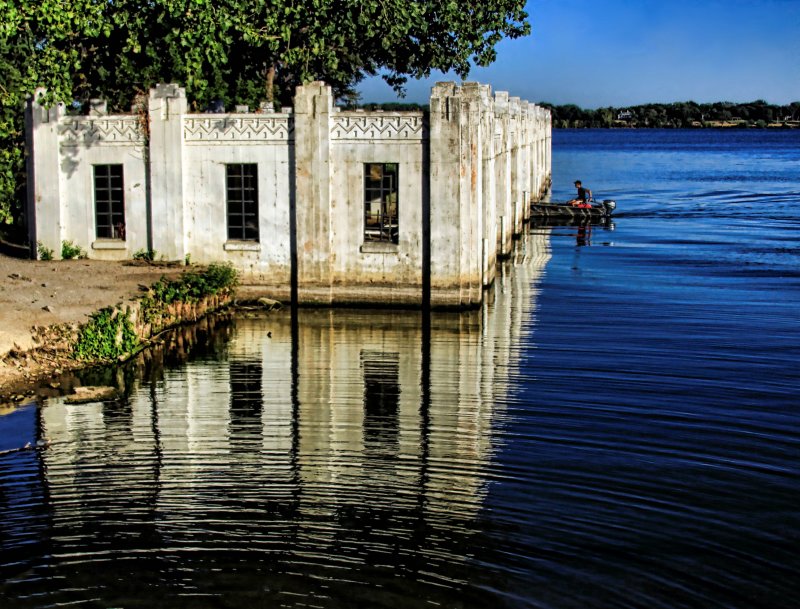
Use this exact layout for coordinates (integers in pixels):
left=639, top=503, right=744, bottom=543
left=94, top=164, right=125, bottom=239
left=229, top=361, right=263, bottom=446
left=226, top=164, right=259, bottom=241
left=364, top=163, right=398, bottom=244
left=362, top=350, right=400, bottom=451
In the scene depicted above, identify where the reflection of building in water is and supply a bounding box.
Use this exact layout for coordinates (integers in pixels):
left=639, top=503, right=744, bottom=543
left=26, top=229, right=551, bottom=603
left=291, top=308, right=494, bottom=519
left=362, top=350, right=400, bottom=452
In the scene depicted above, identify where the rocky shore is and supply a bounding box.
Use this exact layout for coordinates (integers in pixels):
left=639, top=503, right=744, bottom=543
left=0, top=253, right=226, bottom=399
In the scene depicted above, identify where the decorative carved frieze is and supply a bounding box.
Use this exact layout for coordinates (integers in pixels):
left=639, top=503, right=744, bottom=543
left=183, top=116, right=293, bottom=142
left=59, top=117, right=143, bottom=146
left=332, top=114, right=427, bottom=141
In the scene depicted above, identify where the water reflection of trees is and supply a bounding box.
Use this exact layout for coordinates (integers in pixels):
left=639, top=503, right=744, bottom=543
left=2, top=229, right=552, bottom=607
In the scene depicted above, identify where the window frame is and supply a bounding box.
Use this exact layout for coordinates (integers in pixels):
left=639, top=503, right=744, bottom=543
left=363, top=163, right=399, bottom=245
left=226, top=163, right=260, bottom=242
left=93, top=164, right=125, bottom=240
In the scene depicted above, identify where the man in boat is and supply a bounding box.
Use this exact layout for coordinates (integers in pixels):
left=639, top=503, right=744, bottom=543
left=569, top=180, right=593, bottom=208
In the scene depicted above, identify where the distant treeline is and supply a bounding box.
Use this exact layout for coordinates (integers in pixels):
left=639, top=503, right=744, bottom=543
left=349, top=102, right=430, bottom=111
left=351, top=100, right=800, bottom=129
left=539, top=101, right=800, bottom=129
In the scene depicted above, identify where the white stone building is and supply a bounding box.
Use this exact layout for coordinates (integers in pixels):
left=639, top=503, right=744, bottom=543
left=26, top=81, right=551, bottom=308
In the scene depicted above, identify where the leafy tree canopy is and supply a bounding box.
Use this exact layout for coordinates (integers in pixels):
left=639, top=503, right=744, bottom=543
left=0, top=0, right=529, bottom=226
left=92, top=0, right=529, bottom=107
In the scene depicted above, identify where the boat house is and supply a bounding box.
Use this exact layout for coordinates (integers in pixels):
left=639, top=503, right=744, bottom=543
left=26, top=81, right=551, bottom=308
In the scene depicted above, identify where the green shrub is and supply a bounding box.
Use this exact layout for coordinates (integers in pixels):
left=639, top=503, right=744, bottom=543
left=61, top=240, right=87, bottom=259
left=202, top=262, right=239, bottom=292
left=74, top=307, right=139, bottom=361
left=140, top=262, right=238, bottom=325
left=132, top=248, right=157, bottom=261
left=149, top=263, right=238, bottom=304
left=37, top=241, right=54, bottom=260
left=74, top=263, right=236, bottom=359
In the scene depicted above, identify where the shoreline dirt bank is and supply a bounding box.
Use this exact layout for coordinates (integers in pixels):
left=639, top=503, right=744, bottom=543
left=0, top=253, right=227, bottom=399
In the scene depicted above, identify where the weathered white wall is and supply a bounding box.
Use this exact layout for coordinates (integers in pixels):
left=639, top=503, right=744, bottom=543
left=329, top=111, right=426, bottom=304
left=27, top=93, right=149, bottom=260
left=182, top=112, right=293, bottom=287
left=494, top=92, right=513, bottom=258
left=149, top=85, right=188, bottom=262
left=26, top=92, right=64, bottom=259
left=59, top=115, right=149, bottom=260
left=293, top=84, right=428, bottom=306
left=428, top=82, right=484, bottom=308
left=27, top=80, right=551, bottom=308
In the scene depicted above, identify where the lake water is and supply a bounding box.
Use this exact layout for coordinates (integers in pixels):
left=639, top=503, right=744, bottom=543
left=2, top=129, right=799, bottom=608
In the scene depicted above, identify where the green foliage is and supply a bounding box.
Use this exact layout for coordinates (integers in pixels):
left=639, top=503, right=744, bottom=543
left=72, top=263, right=234, bottom=361
left=144, top=1, right=524, bottom=104
left=356, top=102, right=430, bottom=112
left=140, top=263, right=238, bottom=325
left=61, top=240, right=87, bottom=259
left=37, top=241, right=54, bottom=260
left=132, top=248, right=157, bottom=261
left=204, top=262, right=239, bottom=291
left=74, top=307, right=139, bottom=361
left=151, top=263, right=238, bottom=304
left=0, top=1, right=108, bottom=226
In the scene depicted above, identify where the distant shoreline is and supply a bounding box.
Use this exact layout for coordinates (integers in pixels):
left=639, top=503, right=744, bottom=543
left=540, top=100, right=799, bottom=130
left=553, top=123, right=799, bottom=129
left=355, top=101, right=800, bottom=130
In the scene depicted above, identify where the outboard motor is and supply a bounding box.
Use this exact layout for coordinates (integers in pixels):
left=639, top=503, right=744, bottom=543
left=601, top=199, right=616, bottom=214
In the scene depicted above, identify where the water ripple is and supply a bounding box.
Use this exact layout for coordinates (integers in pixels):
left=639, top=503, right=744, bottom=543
left=3, top=130, right=800, bottom=608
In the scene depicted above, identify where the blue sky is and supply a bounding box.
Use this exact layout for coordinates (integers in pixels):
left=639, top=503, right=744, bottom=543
left=356, top=0, right=800, bottom=108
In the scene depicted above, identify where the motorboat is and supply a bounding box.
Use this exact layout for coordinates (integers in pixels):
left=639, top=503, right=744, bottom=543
left=530, top=199, right=616, bottom=220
